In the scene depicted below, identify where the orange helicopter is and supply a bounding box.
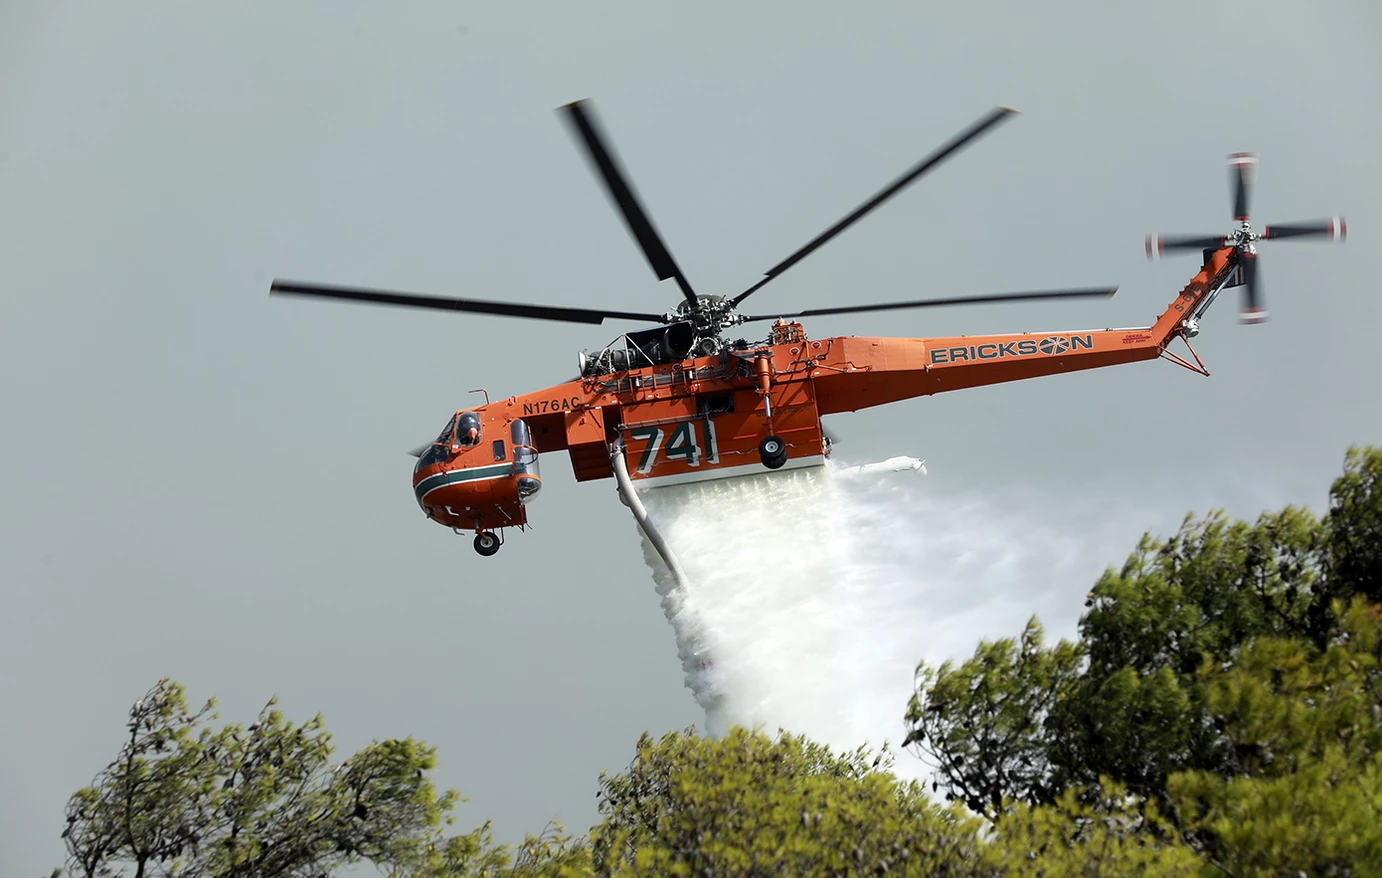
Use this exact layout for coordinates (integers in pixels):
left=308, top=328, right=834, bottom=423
left=271, top=101, right=1345, bottom=556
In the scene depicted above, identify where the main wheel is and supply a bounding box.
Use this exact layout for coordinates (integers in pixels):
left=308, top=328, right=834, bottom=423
left=759, top=435, right=787, bottom=469
left=473, top=531, right=500, bottom=556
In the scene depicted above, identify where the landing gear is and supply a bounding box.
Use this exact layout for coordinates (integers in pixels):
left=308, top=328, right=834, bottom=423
left=473, top=531, right=500, bottom=556
left=759, top=435, right=787, bottom=470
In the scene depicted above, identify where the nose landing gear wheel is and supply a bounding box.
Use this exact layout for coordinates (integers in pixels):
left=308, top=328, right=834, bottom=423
left=473, top=531, right=500, bottom=556
left=759, top=435, right=787, bottom=470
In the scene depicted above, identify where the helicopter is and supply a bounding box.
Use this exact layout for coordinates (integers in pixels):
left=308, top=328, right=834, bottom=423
left=271, top=100, right=1346, bottom=556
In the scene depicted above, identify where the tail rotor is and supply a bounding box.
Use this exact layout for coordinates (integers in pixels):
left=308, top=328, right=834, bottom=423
left=1145, top=152, right=1345, bottom=324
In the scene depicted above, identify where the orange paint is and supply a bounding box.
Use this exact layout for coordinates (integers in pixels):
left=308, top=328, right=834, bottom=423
left=412, top=247, right=1237, bottom=547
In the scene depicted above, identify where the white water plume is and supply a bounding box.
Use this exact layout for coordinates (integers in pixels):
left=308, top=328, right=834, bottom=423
left=631, top=460, right=1147, bottom=781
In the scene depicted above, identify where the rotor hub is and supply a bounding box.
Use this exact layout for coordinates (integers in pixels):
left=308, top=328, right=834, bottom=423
left=666, top=294, right=745, bottom=345
left=1229, top=223, right=1258, bottom=254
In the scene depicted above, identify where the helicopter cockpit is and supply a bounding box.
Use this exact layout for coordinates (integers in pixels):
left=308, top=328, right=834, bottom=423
left=414, top=411, right=485, bottom=471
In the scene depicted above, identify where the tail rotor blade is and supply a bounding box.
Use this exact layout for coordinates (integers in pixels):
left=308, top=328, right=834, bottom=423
left=1238, top=253, right=1267, bottom=324
left=1146, top=233, right=1227, bottom=260
left=1262, top=217, right=1347, bottom=241
left=1229, top=152, right=1257, bottom=221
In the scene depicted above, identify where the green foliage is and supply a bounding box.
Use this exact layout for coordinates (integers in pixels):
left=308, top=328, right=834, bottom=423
left=1318, top=445, right=1382, bottom=635
left=902, top=618, right=1083, bottom=816
left=389, top=819, right=592, bottom=878
left=906, top=447, right=1382, bottom=811
left=1051, top=502, right=1323, bottom=800
left=590, top=726, right=984, bottom=876
left=1168, top=598, right=1382, bottom=873
left=586, top=727, right=1211, bottom=876
left=979, top=781, right=1202, bottom=876
left=905, top=445, right=1382, bottom=871
left=61, top=679, right=485, bottom=878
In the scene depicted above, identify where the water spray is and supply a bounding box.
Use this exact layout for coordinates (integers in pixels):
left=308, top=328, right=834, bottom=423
left=613, top=449, right=932, bottom=749
left=615, top=447, right=1144, bottom=779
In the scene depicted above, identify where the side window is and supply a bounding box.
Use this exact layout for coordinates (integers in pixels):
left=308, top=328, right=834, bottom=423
left=454, top=412, right=482, bottom=447
left=492, top=440, right=506, bottom=462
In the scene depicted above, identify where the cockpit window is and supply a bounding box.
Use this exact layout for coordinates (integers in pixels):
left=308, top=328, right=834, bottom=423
left=416, top=443, right=449, bottom=469
left=415, top=415, right=458, bottom=471
left=453, top=412, right=482, bottom=447
left=436, top=415, right=457, bottom=444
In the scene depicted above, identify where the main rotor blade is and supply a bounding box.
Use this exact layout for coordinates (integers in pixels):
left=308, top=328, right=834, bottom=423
left=270, top=281, right=665, bottom=325
left=1146, top=233, right=1227, bottom=260
left=559, top=100, right=698, bottom=305
left=1262, top=217, right=1347, bottom=241
left=731, top=105, right=1019, bottom=307
left=739, top=286, right=1117, bottom=322
left=1229, top=152, right=1256, bottom=221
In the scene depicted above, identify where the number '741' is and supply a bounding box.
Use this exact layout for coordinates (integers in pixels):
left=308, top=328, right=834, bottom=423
left=628, top=421, right=720, bottom=473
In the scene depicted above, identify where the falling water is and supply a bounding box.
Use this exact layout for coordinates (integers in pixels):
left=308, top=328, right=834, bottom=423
left=630, top=460, right=1144, bottom=780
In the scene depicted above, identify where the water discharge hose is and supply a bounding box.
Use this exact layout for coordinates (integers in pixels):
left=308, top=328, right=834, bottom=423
left=610, top=436, right=690, bottom=589
left=610, top=437, right=729, bottom=731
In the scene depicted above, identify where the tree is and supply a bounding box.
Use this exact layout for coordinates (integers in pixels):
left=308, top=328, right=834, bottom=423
left=901, top=617, right=1083, bottom=817
left=1318, top=445, right=1382, bottom=637
left=977, top=781, right=1202, bottom=877
left=586, top=726, right=1204, bottom=876
left=904, top=445, right=1382, bottom=869
left=1167, top=597, right=1382, bottom=874
left=389, top=819, right=592, bottom=878
left=589, top=726, right=985, bottom=876
left=905, top=447, right=1382, bottom=815
left=60, top=679, right=474, bottom=878
left=56, top=681, right=1211, bottom=876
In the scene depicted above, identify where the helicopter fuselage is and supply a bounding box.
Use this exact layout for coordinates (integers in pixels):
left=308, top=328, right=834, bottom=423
left=413, top=246, right=1238, bottom=549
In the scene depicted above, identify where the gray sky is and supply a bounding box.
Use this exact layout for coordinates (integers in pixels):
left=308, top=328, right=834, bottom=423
left=2, top=1, right=1379, bottom=874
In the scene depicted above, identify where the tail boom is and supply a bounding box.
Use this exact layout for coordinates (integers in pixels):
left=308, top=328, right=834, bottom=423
left=815, top=246, right=1237, bottom=414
